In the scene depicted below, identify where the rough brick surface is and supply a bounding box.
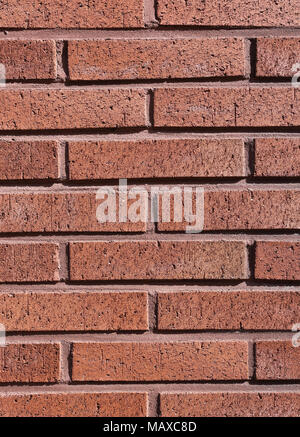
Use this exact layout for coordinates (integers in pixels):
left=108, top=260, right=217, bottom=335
left=0, top=192, right=146, bottom=233
left=0, top=291, right=148, bottom=332
left=0, top=243, right=59, bottom=283
left=157, top=0, right=300, bottom=27
left=0, top=141, right=59, bottom=180
left=256, top=341, right=300, bottom=380
left=154, top=87, right=300, bottom=127
left=0, top=0, right=144, bottom=29
left=0, top=40, right=56, bottom=80
left=68, top=38, right=246, bottom=81
left=0, top=343, right=60, bottom=382
left=158, top=291, right=300, bottom=331
left=256, top=38, right=300, bottom=77
left=255, top=242, right=300, bottom=281
left=160, top=393, right=300, bottom=417
left=68, top=139, right=246, bottom=179
left=72, top=341, right=249, bottom=382
left=0, top=393, right=148, bottom=417
left=254, top=138, right=300, bottom=177
left=0, top=89, right=146, bottom=131
left=158, top=189, right=300, bottom=231
left=69, top=241, right=248, bottom=281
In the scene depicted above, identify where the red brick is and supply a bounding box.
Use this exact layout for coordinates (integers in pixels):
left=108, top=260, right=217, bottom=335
left=0, top=291, right=148, bottom=332
left=160, top=392, right=300, bottom=417
left=0, top=141, right=59, bottom=180
left=255, top=242, right=300, bottom=281
left=254, top=138, right=300, bottom=177
left=256, top=38, right=300, bottom=77
left=0, top=0, right=144, bottom=29
left=68, top=38, right=246, bottom=81
left=68, top=139, right=246, bottom=180
left=256, top=341, right=300, bottom=380
left=158, top=189, right=300, bottom=231
left=0, top=243, right=59, bottom=283
left=0, top=393, right=147, bottom=417
left=0, top=89, right=146, bottom=131
left=157, top=0, right=299, bottom=27
left=158, top=291, right=300, bottom=331
left=154, top=87, right=300, bottom=127
left=0, top=192, right=146, bottom=233
left=0, top=343, right=60, bottom=383
left=72, top=341, right=249, bottom=382
left=0, top=40, right=56, bottom=80
left=69, top=241, right=248, bottom=281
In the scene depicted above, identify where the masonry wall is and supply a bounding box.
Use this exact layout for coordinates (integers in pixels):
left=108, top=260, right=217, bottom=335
left=0, top=0, right=299, bottom=417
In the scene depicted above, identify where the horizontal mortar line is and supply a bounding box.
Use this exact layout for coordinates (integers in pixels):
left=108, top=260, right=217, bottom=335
left=0, top=128, right=300, bottom=136
left=1, top=27, right=300, bottom=39
left=0, top=282, right=299, bottom=292
left=1, top=132, right=299, bottom=141
left=4, top=385, right=300, bottom=396
left=1, top=383, right=300, bottom=395
left=0, top=182, right=298, bottom=191
left=3, top=332, right=296, bottom=342
left=0, top=179, right=300, bottom=187
left=0, top=233, right=297, bottom=242
left=0, top=81, right=296, bottom=89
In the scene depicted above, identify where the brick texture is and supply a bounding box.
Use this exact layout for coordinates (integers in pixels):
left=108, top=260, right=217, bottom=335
left=68, top=139, right=246, bottom=179
left=0, top=89, right=146, bottom=130
left=256, top=341, right=300, bottom=380
left=0, top=1, right=144, bottom=29
left=157, top=0, right=300, bottom=27
left=254, top=138, right=300, bottom=177
left=72, top=341, right=249, bottom=382
left=0, top=0, right=299, bottom=419
left=0, top=243, right=59, bottom=283
left=160, top=393, right=300, bottom=417
left=255, top=242, right=300, bottom=281
left=0, top=291, right=148, bottom=332
left=158, top=291, right=300, bottom=331
left=68, top=38, right=246, bottom=81
left=0, top=343, right=60, bottom=382
left=69, top=241, right=248, bottom=281
left=0, top=141, right=59, bottom=180
left=0, top=40, right=56, bottom=80
left=256, top=38, right=300, bottom=77
left=0, top=393, right=148, bottom=417
left=154, top=87, right=300, bottom=127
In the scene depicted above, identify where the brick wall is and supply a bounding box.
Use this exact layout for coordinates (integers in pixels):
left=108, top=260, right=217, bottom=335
left=0, top=0, right=299, bottom=418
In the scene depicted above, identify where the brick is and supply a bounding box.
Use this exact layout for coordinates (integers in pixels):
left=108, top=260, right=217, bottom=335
left=256, top=341, right=300, bottom=380
left=0, top=89, right=146, bottom=131
left=158, top=189, right=300, bottom=231
left=158, top=291, right=300, bottom=331
left=256, top=38, right=300, bottom=77
left=0, top=0, right=144, bottom=29
left=68, top=139, right=246, bottom=180
left=255, top=242, right=300, bottom=281
left=157, top=0, right=300, bottom=27
left=72, top=341, right=249, bottom=382
left=68, top=38, right=246, bottom=81
left=160, top=392, right=300, bottom=417
left=0, top=243, right=59, bottom=283
left=0, top=393, right=147, bottom=417
left=0, top=141, right=59, bottom=180
left=0, top=192, right=146, bottom=233
left=69, top=241, right=248, bottom=281
left=0, top=343, right=60, bottom=383
left=254, top=138, right=300, bottom=177
left=153, top=87, right=300, bottom=127
left=0, top=291, right=148, bottom=332
left=0, top=40, right=56, bottom=80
